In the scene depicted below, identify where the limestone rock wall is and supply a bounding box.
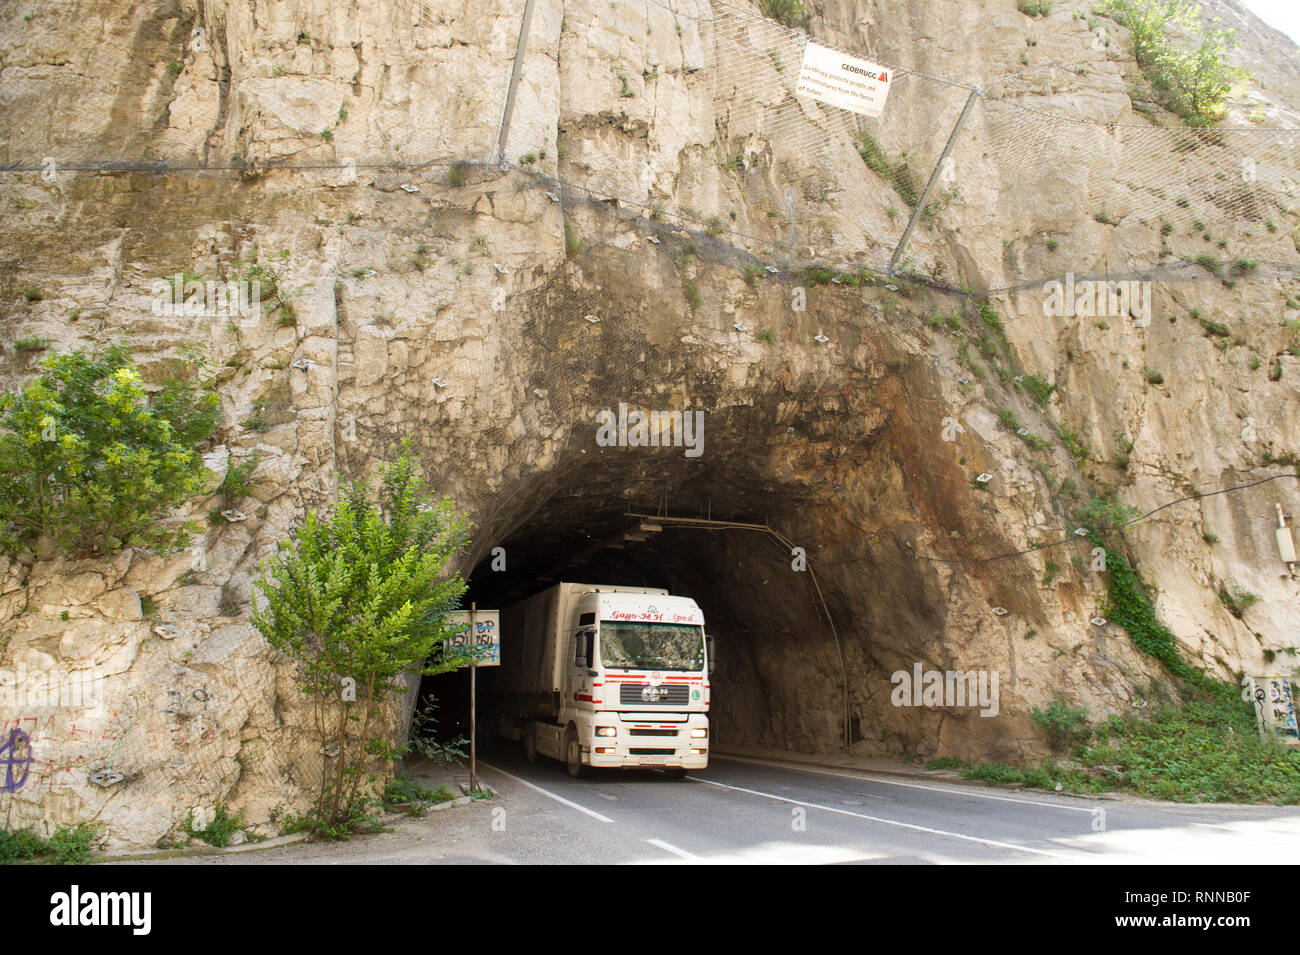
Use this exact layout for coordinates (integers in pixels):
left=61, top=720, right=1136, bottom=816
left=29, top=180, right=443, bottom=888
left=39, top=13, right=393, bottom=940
left=0, top=0, right=1297, bottom=847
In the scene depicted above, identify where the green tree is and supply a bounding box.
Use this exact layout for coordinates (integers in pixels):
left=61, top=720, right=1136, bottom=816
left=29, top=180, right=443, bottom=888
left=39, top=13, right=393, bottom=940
left=1100, top=0, right=1248, bottom=126
left=250, top=444, right=471, bottom=833
left=0, top=345, right=217, bottom=557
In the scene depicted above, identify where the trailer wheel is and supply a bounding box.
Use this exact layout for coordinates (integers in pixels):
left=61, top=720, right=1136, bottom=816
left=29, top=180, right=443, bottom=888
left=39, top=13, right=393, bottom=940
left=564, top=726, right=588, bottom=779
left=524, top=722, right=538, bottom=764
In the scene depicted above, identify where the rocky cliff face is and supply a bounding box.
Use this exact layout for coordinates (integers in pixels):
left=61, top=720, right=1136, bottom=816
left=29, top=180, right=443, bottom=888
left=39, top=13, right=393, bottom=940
left=0, top=0, right=1297, bottom=848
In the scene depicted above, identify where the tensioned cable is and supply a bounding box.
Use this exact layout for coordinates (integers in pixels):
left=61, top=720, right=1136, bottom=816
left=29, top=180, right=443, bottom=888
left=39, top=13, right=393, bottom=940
left=911, top=472, right=1300, bottom=565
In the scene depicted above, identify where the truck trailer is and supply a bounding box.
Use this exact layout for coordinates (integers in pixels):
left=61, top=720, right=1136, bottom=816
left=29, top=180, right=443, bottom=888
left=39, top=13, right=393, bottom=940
left=489, top=582, right=712, bottom=778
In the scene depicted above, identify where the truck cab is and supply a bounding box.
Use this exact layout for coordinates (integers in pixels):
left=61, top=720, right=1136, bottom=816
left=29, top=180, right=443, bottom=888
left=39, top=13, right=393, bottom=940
left=494, top=583, right=712, bottom=779
left=559, top=589, right=711, bottom=777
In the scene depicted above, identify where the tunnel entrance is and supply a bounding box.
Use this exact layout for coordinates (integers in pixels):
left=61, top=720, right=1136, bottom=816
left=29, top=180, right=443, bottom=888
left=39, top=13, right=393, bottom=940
left=410, top=446, right=867, bottom=761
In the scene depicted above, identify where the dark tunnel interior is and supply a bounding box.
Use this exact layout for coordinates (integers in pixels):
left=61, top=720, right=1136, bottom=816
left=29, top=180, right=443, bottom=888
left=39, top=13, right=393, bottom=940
left=413, top=449, right=859, bottom=758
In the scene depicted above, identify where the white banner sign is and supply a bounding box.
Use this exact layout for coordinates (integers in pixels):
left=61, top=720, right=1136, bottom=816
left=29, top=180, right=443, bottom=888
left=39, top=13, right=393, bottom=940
left=446, top=611, right=500, bottom=667
left=795, top=42, right=891, bottom=118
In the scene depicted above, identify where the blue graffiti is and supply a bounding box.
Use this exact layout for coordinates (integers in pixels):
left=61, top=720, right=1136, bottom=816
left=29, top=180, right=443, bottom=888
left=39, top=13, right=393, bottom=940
left=0, top=728, right=33, bottom=792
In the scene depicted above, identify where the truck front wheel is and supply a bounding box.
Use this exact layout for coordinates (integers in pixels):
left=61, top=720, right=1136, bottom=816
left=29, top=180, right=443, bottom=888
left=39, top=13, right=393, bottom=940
left=564, top=726, right=588, bottom=779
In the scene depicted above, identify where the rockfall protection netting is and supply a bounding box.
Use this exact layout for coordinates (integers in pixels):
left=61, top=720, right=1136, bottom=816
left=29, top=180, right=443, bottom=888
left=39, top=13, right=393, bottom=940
left=0, top=0, right=1295, bottom=290
left=2, top=0, right=1300, bottom=824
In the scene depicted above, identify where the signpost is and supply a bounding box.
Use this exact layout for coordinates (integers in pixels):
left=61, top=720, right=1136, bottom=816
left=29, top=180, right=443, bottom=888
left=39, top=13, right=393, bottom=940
left=447, top=606, right=500, bottom=792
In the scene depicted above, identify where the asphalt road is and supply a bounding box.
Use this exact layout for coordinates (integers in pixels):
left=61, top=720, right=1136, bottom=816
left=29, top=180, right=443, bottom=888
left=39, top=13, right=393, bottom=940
left=136, top=750, right=1300, bottom=865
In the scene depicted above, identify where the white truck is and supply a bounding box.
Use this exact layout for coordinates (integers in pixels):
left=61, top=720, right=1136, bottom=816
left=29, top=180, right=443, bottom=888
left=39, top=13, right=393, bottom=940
left=489, top=583, right=713, bottom=778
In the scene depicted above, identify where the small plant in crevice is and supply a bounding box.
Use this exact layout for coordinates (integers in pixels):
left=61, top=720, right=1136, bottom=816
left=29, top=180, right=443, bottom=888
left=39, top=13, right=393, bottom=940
left=759, top=0, right=811, bottom=31
left=852, top=131, right=921, bottom=208
left=218, top=582, right=243, bottom=617
left=564, top=220, right=586, bottom=257
left=1217, top=582, right=1260, bottom=619
left=683, top=279, right=702, bottom=310
left=1019, top=374, right=1056, bottom=408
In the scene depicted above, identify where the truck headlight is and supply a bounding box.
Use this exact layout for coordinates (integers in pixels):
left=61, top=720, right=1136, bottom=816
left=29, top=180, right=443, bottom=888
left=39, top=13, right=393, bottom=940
left=690, top=727, right=708, bottom=738
left=595, top=726, right=616, bottom=737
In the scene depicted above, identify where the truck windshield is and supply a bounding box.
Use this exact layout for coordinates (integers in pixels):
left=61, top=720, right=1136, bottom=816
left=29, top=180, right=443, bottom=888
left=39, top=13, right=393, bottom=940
left=599, top=622, right=704, bottom=672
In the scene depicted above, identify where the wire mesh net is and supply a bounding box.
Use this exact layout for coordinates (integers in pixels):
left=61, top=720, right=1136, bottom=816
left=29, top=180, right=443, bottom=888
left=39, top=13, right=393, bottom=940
left=2, top=0, right=1300, bottom=834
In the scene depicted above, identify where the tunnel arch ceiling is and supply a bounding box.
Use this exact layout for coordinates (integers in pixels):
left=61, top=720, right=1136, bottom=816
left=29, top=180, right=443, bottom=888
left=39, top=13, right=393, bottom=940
left=389, top=234, right=1167, bottom=764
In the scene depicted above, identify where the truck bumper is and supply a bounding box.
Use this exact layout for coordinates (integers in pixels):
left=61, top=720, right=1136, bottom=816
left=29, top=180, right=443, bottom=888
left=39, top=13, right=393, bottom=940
left=585, top=712, right=709, bottom=769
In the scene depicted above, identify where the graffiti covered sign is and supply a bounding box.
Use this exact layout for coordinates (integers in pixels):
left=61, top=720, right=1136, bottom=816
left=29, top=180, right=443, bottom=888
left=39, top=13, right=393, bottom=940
left=1247, top=675, right=1299, bottom=746
left=446, top=611, right=500, bottom=667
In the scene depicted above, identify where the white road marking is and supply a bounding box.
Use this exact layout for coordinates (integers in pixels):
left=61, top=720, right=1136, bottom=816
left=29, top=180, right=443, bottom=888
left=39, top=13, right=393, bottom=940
left=692, top=777, right=1073, bottom=859
left=646, top=838, right=698, bottom=860
left=712, top=754, right=1098, bottom=814
left=479, top=763, right=615, bottom=823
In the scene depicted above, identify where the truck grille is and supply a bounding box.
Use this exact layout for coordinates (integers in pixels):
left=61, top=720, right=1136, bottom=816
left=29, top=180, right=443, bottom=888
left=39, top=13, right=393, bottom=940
left=619, top=683, right=690, bottom=706
left=630, top=748, right=676, bottom=756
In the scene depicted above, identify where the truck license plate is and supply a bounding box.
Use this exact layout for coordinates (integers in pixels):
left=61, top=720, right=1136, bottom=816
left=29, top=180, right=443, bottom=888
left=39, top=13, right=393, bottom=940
left=638, top=756, right=665, bottom=765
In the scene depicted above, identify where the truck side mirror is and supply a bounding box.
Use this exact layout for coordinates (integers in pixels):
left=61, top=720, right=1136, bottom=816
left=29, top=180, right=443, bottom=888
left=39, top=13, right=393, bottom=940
left=705, top=634, right=716, bottom=675
left=574, top=631, right=589, bottom=669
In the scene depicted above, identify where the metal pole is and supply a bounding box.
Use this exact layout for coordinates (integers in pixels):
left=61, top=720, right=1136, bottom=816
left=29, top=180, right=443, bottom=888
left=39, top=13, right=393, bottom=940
left=888, top=86, right=981, bottom=276
left=469, top=601, right=478, bottom=793
left=494, top=0, right=537, bottom=164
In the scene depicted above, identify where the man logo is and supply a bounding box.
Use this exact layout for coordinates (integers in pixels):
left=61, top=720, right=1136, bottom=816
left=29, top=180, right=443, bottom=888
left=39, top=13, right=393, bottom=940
left=641, top=685, right=669, bottom=703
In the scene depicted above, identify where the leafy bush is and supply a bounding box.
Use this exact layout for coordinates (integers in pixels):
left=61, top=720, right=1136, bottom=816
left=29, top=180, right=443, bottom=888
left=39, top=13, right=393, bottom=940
left=1077, top=691, right=1300, bottom=802
left=962, top=762, right=1025, bottom=784
left=0, top=824, right=97, bottom=864
left=1099, top=0, right=1248, bottom=126
left=0, top=827, right=49, bottom=862
left=1030, top=699, right=1091, bottom=752
left=925, top=756, right=963, bottom=770
left=0, top=346, right=217, bottom=558
left=185, top=802, right=247, bottom=847
left=251, top=443, right=470, bottom=834
left=409, top=699, right=468, bottom=765
left=382, top=775, right=455, bottom=814
left=1077, top=495, right=1138, bottom=532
